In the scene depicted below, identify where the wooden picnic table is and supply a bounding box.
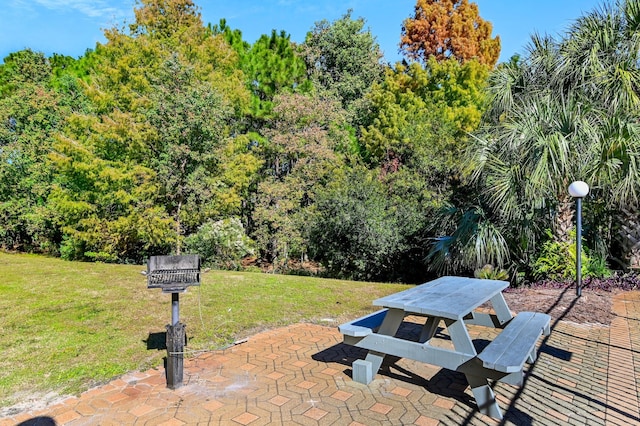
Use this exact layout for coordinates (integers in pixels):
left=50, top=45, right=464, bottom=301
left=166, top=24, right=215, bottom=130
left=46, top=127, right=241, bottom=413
left=339, top=276, right=550, bottom=419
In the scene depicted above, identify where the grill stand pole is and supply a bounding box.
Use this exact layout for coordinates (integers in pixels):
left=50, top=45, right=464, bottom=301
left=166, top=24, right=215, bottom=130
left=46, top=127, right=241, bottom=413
left=166, top=292, right=185, bottom=389
left=172, top=292, right=179, bottom=326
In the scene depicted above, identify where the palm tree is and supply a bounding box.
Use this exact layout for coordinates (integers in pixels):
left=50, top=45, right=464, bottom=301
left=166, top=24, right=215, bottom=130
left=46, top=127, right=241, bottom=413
left=448, top=0, right=640, bottom=274
left=558, top=0, right=640, bottom=115
left=560, top=0, right=640, bottom=268
left=426, top=203, right=510, bottom=274
left=463, top=34, right=597, bottom=263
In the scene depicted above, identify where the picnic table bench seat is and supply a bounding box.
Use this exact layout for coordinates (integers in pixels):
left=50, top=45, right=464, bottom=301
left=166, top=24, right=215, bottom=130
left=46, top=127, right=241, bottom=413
left=478, top=311, right=551, bottom=374
left=339, top=309, right=388, bottom=337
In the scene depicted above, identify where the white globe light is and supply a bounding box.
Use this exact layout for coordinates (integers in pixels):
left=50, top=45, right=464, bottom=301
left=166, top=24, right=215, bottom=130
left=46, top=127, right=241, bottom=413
left=568, top=181, right=590, bottom=198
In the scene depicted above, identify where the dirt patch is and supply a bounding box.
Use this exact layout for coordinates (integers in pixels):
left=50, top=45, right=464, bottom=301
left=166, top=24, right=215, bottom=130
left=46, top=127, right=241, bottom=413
left=502, top=286, right=615, bottom=325
left=0, top=391, right=69, bottom=418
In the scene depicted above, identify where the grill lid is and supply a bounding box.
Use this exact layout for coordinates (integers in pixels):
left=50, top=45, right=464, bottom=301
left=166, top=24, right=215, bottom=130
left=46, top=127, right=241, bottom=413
left=147, top=255, right=201, bottom=293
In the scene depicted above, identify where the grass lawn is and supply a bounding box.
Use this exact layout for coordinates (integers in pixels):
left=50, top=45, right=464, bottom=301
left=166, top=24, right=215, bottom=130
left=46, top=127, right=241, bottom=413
left=0, top=252, right=408, bottom=407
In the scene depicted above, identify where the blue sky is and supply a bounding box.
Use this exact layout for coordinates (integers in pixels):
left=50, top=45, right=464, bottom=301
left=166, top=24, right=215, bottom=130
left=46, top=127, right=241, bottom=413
left=1, top=0, right=604, bottom=64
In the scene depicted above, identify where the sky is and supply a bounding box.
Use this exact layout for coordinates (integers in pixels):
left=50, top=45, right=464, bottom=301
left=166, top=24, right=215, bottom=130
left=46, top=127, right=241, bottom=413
left=1, top=0, right=605, bottom=65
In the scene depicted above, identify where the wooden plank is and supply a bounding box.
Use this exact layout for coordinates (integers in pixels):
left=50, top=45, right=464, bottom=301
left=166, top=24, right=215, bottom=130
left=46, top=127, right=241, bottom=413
left=338, top=309, right=388, bottom=337
left=463, top=312, right=504, bottom=328
left=372, top=276, right=458, bottom=308
left=344, top=333, right=475, bottom=371
left=361, top=309, right=406, bottom=376
left=446, top=318, right=477, bottom=356
left=420, top=279, right=507, bottom=319
left=491, top=315, right=549, bottom=371
left=373, top=276, right=508, bottom=320
left=419, top=316, right=441, bottom=342
left=466, top=373, right=503, bottom=420
left=478, top=312, right=551, bottom=373
left=479, top=316, right=528, bottom=370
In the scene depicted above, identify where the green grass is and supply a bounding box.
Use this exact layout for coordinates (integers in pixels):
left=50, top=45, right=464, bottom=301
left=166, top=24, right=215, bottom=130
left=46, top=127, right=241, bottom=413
left=0, top=252, right=408, bottom=407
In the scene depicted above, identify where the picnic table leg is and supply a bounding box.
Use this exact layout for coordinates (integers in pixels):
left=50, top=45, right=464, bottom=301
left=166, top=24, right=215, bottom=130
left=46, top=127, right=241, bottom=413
left=466, top=374, right=504, bottom=420
left=444, top=319, right=476, bottom=355
left=419, top=316, right=440, bottom=343
left=353, top=308, right=405, bottom=384
left=489, top=292, right=514, bottom=325
left=445, top=319, right=504, bottom=419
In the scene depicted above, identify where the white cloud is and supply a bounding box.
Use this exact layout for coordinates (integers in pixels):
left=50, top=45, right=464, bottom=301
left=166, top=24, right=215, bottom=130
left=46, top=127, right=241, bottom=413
left=30, top=0, right=128, bottom=19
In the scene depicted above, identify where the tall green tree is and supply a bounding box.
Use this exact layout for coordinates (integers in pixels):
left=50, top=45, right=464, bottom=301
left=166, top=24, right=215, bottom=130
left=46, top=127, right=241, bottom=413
left=145, top=55, right=233, bottom=253
left=251, top=92, right=348, bottom=268
left=361, top=58, right=488, bottom=175
left=245, top=30, right=310, bottom=120
left=0, top=50, right=71, bottom=253
left=49, top=135, right=174, bottom=262
left=54, top=0, right=252, bottom=258
left=0, top=49, right=51, bottom=96
left=89, top=0, right=248, bottom=125
left=208, top=19, right=249, bottom=55
left=301, top=10, right=384, bottom=127
left=49, top=51, right=98, bottom=88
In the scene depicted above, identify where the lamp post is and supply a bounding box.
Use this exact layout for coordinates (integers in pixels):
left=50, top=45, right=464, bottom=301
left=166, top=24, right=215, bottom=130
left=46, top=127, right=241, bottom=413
left=568, top=181, right=589, bottom=297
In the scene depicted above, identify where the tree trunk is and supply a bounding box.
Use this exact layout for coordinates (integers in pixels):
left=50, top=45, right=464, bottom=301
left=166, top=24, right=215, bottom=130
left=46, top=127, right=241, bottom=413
left=616, top=207, right=640, bottom=270
left=554, top=195, right=574, bottom=244
left=175, top=199, right=182, bottom=255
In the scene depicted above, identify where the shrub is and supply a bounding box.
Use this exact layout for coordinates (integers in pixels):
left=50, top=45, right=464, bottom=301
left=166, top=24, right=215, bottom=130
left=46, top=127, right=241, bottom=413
left=308, top=168, right=404, bottom=281
left=184, top=217, right=256, bottom=270
left=532, top=229, right=611, bottom=280
left=59, top=235, right=85, bottom=261
left=474, top=264, right=509, bottom=280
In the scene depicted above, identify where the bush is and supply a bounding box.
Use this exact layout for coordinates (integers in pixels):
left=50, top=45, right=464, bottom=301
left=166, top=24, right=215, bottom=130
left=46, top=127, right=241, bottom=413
left=59, top=235, right=85, bottom=261
left=532, top=230, right=611, bottom=280
left=184, top=217, right=256, bottom=270
left=474, top=264, right=509, bottom=280
left=308, top=168, right=404, bottom=281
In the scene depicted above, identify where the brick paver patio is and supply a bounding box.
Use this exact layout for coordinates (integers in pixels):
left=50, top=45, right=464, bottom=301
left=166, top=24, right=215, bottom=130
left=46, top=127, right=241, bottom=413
left=2, top=291, right=640, bottom=425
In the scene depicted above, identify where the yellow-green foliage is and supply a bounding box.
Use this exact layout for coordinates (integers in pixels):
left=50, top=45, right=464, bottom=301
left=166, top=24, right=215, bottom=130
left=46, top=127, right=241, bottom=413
left=361, top=58, right=489, bottom=166
left=474, top=264, right=509, bottom=280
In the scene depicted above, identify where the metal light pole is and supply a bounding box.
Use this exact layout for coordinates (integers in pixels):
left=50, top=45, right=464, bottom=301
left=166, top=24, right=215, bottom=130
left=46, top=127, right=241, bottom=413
left=568, top=181, right=590, bottom=297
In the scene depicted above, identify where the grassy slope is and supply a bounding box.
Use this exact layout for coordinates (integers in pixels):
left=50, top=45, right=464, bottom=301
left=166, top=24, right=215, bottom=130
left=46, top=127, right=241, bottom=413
left=0, top=252, right=408, bottom=406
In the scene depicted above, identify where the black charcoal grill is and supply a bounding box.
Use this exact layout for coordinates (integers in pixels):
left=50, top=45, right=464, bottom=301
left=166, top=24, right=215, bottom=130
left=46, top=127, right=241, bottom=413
left=147, top=254, right=201, bottom=293
left=146, top=254, right=201, bottom=389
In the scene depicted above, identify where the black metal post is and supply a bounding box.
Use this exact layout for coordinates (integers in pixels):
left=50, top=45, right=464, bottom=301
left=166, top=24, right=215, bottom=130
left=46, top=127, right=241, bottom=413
left=576, top=197, right=583, bottom=297
left=166, top=321, right=185, bottom=389
left=166, top=292, right=184, bottom=389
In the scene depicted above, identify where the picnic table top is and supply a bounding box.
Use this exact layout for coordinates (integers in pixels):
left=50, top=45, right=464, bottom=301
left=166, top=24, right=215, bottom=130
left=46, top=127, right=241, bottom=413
left=372, top=275, right=509, bottom=320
